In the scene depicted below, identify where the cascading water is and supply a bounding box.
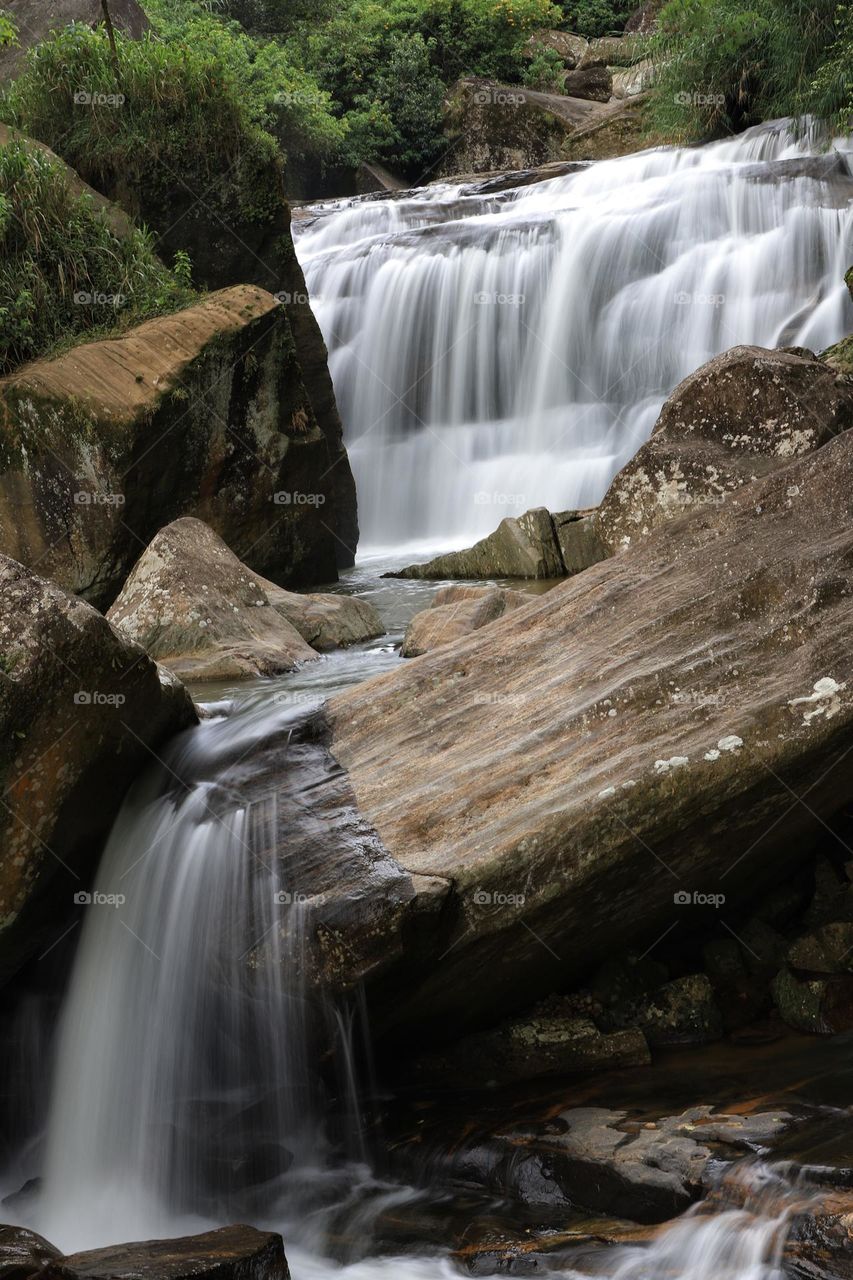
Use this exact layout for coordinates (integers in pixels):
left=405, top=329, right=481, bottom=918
left=296, top=120, right=853, bottom=553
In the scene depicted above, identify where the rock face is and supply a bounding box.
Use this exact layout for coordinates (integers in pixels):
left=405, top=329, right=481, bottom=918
left=611, top=59, right=657, bottom=98
left=562, top=66, right=613, bottom=102
left=107, top=518, right=382, bottom=681
left=523, top=30, right=590, bottom=69
left=0, top=0, right=148, bottom=83
left=0, top=1225, right=61, bottom=1280
left=0, top=287, right=355, bottom=608
left=42, top=1226, right=288, bottom=1280
left=441, top=79, right=607, bottom=175
left=395, top=507, right=605, bottom=580
left=0, top=554, right=196, bottom=985
left=594, top=345, right=853, bottom=553
left=401, top=585, right=531, bottom=657
left=322, top=420, right=853, bottom=1044
left=578, top=35, right=645, bottom=68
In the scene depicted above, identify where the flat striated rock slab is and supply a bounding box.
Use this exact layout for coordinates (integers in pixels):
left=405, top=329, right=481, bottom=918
left=43, top=1227, right=288, bottom=1280
left=326, top=423, right=853, bottom=1042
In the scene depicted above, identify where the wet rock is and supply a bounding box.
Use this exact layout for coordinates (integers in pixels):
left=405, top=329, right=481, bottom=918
left=415, top=1013, right=650, bottom=1087
left=562, top=67, right=612, bottom=102
left=630, top=975, right=724, bottom=1046
left=326, top=409, right=853, bottom=1042
left=806, top=857, right=853, bottom=926
left=43, top=1226, right=289, bottom=1280
left=401, top=585, right=530, bottom=657
left=0, top=1225, right=61, bottom=1280
left=0, top=1179, right=42, bottom=1213
left=0, top=555, right=196, bottom=985
left=0, top=287, right=354, bottom=606
left=772, top=967, right=853, bottom=1034
left=788, top=923, right=853, bottom=974
left=394, top=507, right=605, bottom=580
left=108, top=519, right=381, bottom=680
left=595, top=345, right=853, bottom=553
left=523, top=30, right=590, bottom=69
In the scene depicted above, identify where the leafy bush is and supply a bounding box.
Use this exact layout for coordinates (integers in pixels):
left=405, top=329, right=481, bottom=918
left=647, top=0, right=849, bottom=139
left=560, top=0, right=634, bottom=35
left=523, top=47, right=567, bottom=89
left=0, top=142, right=194, bottom=373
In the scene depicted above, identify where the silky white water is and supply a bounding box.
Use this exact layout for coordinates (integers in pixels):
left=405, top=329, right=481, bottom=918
left=296, top=120, right=853, bottom=554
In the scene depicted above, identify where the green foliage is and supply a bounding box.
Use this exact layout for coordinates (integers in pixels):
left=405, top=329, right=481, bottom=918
left=0, top=9, right=17, bottom=48
left=522, top=46, right=566, bottom=89
left=560, top=0, right=633, bottom=35
left=647, top=0, right=849, bottom=139
left=0, top=142, right=194, bottom=374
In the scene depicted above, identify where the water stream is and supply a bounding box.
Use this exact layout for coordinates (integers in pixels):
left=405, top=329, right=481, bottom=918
left=4, top=121, right=853, bottom=1277
left=296, top=120, right=853, bottom=553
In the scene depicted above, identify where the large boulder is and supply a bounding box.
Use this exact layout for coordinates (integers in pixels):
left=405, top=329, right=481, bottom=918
left=0, top=1, right=148, bottom=83
left=394, top=508, right=605, bottom=580
left=578, top=35, right=645, bottom=68
left=0, top=1226, right=61, bottom=1280
left=594, top=345, right=853, bottom=553
left=42, top=1226, right=288, bottom=1280
left=523, top=30, right=590, bottom=69
left=401, top=585, right=531, bottom=657
left=0, top=287, right=353, bottom=608
left=107, top=518, right=382, bottom=681
left=320, top=419, right=853, bottom=1045
left=440, top=79, right=608, bottom=175
left=0, top=555, right=196, bottom=985
left=562, top=66, right=613, bottom=102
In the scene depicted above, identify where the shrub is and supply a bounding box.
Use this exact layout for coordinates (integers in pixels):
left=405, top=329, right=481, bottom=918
left=0, top=141, right=193, bottom=373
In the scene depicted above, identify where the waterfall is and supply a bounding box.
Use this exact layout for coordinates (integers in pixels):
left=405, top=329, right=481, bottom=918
left=32, top=700, right=356, bottom=1253
left=296, top=120, right=853, bottom=554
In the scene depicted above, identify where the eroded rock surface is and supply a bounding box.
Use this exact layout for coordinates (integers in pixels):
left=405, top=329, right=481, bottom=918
left=108, top=519, right=382, bottom=681
left=0, top=288, right=353, bottom=606
left=43, top=1226, right=288, bottom=1280
left=595, top=345, right=853, bottom=553
left=0, top=555, right=196, bottom=985
left=401, top=585, right=530, bottom=657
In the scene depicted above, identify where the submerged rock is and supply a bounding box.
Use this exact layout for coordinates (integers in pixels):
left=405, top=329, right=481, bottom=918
left=107, top=518, right=382, bottom=681
left=0, top=287, right=355, bottom=607
left=595, top=344, right=853, bottom=553
left=394, top=508, right=605, bottom=580
left=43, top=1226, right=288, bottom=1280
left=0, top=554, right=196, bottom=985
left=401, top=585, right=531, bottom=657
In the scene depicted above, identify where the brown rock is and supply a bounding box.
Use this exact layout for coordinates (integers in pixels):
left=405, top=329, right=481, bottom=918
left=107, top=518, right=382, bottom=681
left=578, top=35, right=645, bottom=68
left=562, top=65, right=613, bottom=102
left=594, top=344, right=853, bottom=553
left=43, top=1226, right=288, bottom=1280
left=0, top=554, right=196, bottom=985
left=393, top=507, right=567, bottom=579
left=0, top=287, right=350, bottom=606
left=0, top=1226, right=61, bottom=1280
left=523, top=30, right=590, bottom=68
left=401, top=585, right=530, bottom=657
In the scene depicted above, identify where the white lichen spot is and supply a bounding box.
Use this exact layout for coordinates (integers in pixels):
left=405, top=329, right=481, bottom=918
left=654, top=756, right=689, bottom=774
left=717, top=735, right=743, bottom=752
left=704, top=749, right=721, bottom=762
left=789, top=677, right=847, bottom=725
left=598, top=786, right=617, bottom=799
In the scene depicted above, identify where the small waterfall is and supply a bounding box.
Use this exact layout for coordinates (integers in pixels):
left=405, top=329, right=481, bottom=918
left=296, top=120, right=853, bottom=553
left=33, top=701, right=360, bottom=1253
